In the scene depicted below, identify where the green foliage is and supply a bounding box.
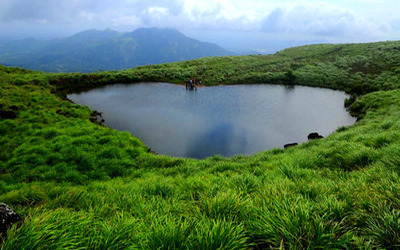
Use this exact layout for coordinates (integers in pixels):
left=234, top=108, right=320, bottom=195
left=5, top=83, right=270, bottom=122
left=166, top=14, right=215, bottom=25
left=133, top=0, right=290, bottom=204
left=42, top=40, right=400, bottom=100
left=365, top=207, right=400, bottom=248
left=249, top=196, right=354, bottom=249
left=285, top=69, right=296, bottom=85
left=2, top=41, right=400, bottom=248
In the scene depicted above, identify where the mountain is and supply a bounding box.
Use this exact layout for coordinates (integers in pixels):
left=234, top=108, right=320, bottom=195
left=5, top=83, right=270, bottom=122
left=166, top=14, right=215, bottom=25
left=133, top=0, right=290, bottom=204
left=0, top=28, right=234, bottom=72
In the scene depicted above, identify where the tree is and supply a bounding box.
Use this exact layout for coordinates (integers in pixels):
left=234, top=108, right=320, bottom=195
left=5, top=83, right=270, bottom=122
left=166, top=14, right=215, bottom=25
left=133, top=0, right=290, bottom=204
left=285, top=69, right=296, bottom=85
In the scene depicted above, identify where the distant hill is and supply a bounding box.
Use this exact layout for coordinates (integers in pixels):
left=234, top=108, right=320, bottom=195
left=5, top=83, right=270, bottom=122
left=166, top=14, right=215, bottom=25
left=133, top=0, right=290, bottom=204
left=0, top=28, right=234, bottom=72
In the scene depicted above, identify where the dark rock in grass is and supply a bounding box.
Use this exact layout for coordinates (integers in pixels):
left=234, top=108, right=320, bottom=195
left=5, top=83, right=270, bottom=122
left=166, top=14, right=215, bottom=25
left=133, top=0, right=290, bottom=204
left=92, top=110, right=102, bottom=116
left=147, top=147, right=157, bottom=154
left=90, top=110, right=104, bottom=124
left=0, top=203, right=21, bottom=239
left=0, top=110, right=17, bottom=119
left=284, top=143, right=298, bottom=149
left=8, top=105, right=19, bottom=111
left=0, top=104, right=3, bottom=109
left=307, top=132, right=324, bottom=140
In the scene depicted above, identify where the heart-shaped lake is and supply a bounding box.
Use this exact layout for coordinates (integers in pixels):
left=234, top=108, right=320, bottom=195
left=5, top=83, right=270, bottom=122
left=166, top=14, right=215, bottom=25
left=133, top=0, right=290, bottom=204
left=68, top=83, right=356, bottom=158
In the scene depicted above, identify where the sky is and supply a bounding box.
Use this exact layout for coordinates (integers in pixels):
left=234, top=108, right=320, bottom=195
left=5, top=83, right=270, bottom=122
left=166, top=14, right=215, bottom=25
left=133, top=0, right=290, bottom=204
left=0, top=0, right=399, bottom=52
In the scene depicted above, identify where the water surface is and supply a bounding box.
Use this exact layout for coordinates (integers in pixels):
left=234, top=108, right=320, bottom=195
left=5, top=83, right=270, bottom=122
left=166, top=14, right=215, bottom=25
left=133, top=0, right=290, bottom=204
left=68, top=83, right=356, bottom=158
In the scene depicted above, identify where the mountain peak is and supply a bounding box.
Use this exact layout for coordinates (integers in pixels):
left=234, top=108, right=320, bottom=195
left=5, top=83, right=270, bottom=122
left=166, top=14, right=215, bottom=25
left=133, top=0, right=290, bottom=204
left=68, top=28, right=120, bottom=41
left=0, top=27, right=234, bottom=72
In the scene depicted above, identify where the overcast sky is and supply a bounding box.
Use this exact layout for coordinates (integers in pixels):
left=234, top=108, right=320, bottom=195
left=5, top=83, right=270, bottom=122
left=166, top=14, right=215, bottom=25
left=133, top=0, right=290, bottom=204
left=0, top=0, right=399, bottom=52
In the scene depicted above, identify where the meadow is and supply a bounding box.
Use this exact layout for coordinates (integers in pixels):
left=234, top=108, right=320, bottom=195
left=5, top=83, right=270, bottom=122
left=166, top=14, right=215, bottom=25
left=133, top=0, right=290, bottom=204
left=1, top=40, right=400, bottom=249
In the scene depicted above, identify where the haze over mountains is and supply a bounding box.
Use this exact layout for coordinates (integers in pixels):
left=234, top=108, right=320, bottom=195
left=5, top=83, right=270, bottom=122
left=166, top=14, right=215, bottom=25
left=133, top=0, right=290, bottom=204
left=0, top=28, right=234, bottom=72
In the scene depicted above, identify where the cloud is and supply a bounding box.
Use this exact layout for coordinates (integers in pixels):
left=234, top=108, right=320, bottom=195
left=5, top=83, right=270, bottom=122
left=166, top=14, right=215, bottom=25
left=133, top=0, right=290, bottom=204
left=260, top=2, right=393, bottom=40
left=0, top=0, right=61, bottom=22
left=0, top=0, right=398, bottom=46
left=262, top=8, right=284, bottom=32
left=111, top=15, right=142, bottom=28
left=0, top=0, right=181, bottom=23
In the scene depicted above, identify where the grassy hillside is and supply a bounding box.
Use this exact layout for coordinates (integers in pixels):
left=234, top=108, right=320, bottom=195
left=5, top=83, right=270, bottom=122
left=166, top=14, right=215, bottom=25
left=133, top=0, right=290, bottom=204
left=1, top=41, right=400, bottom=249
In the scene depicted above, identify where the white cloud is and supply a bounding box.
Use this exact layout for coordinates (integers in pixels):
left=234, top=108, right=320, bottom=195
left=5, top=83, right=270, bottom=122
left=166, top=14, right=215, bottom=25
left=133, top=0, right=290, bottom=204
left=0, top=0, right=399, bottom=47
left=260, top=2, right=394, bottom=40
left=111, top=15, right=142, bottom=27
left=147, top=6, right=169, bottom=17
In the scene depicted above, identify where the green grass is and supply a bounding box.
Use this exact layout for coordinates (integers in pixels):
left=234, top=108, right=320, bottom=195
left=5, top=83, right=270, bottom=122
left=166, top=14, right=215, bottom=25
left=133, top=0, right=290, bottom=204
left=1, top=40, right=400, bottom=248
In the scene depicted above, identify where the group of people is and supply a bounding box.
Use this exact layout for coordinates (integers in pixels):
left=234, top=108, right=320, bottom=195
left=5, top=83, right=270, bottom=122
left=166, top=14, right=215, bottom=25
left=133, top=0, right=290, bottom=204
left=186, top=78, right=201, bottom=90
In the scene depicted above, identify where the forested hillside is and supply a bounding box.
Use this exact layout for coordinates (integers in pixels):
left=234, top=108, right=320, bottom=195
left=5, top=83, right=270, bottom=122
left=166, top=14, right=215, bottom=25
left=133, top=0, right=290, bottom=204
left=0, top=28, right=233, bottom=72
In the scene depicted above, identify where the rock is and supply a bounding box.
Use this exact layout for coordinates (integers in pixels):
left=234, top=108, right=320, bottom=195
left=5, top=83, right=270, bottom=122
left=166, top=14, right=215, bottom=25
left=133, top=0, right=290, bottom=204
left=92, top=110, right=102, bottom=116
left=0, top=110, right=17, bottom=119
left=284, top=143, right=298, bottom=149
left=8, top=105, right=19, bottom=111
left=0, top=104, right=3, bottom=109
left=0, top=203, right=21, bottom=238
left=308, top=132, right=324, bottom=140
left=90, top=110, right=104, bottom=124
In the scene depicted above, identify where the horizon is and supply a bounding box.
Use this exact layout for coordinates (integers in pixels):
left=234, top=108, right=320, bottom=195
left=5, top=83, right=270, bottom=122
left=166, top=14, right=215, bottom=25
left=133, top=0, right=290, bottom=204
left=1, top=0, right=399, bottom=53
left=1, top=26, right=399, bottom=55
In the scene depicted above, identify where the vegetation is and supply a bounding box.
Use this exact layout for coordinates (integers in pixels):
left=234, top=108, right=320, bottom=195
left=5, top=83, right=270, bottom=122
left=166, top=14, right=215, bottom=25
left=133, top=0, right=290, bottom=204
left=1, top=40, right=400, bottom=249
left=0, top=28, right=232, bottom=73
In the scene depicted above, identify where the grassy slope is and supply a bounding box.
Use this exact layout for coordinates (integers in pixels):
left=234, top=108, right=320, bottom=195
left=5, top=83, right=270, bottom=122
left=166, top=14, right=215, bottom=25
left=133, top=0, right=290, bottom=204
left=1, top=41, right=400, bottom=249
left=50, top=41, right=400, bottom=98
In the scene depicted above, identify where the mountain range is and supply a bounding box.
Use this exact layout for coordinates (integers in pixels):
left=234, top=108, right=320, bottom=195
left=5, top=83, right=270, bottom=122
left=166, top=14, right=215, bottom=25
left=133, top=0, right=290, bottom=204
left=0, top=28, right=234, bottom=72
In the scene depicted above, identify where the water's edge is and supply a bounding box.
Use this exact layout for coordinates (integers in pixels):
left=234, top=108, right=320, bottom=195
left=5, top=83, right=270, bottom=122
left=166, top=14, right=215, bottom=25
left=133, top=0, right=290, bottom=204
left=68, top=83, right=356, bottom=158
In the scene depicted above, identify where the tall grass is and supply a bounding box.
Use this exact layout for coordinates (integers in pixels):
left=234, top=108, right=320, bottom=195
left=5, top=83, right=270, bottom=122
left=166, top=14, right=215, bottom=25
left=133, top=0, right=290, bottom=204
left=2, top=41, right=400, bottom=248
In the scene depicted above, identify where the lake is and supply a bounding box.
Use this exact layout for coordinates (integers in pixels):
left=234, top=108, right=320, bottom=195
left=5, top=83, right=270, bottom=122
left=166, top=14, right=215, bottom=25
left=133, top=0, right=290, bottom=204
left=68, top=83, right=356, bottom=158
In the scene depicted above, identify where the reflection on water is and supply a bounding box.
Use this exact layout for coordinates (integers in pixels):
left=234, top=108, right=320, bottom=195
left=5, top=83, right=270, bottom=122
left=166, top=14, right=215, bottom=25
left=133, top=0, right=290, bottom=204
left=186, top=122, right=248, bottom=159
left=68, top=83, right=356, bottom=158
